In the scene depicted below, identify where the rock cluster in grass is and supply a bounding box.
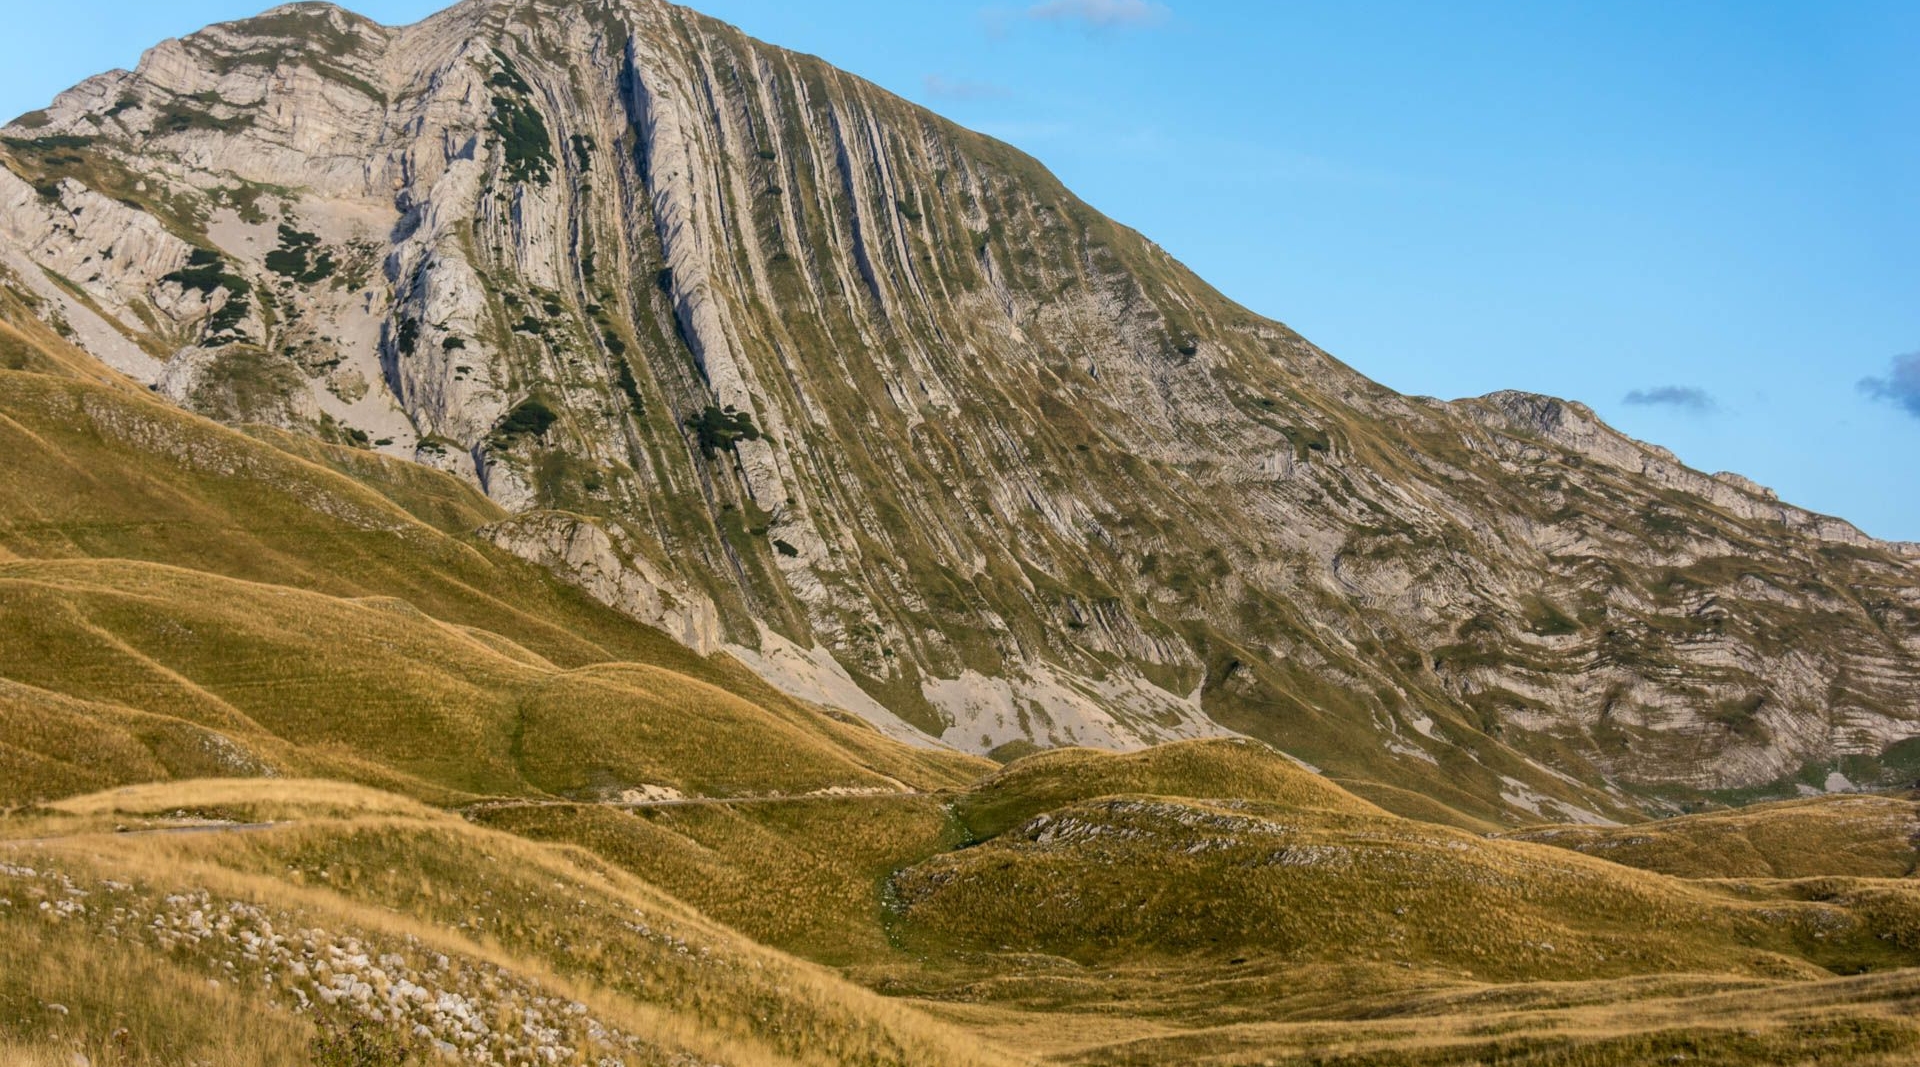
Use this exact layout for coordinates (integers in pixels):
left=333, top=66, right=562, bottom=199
left=1, top=859, right=722, bottom=1066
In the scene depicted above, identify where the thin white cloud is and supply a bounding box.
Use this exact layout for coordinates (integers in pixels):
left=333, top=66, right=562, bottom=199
left=1623, top=385, right=1717, bottom=414
left=1026, top=0, right=1171, bottom=30
left=924, top=74, right=1013, bottom=102
left=964, top=120, right=1073, bottom=143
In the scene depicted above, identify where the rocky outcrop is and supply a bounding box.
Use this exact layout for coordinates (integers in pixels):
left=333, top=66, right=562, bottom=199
left=1466, top=390, right=1893, bottom=549
left=481, top=511, right=721, bottom=656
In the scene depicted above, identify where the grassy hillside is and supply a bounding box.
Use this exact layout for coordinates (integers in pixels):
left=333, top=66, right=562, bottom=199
left=890, top=794, right=1920, bottom=980
left=15, top=774, right=1920, bottom=1067
left=472, top=741, right=1920, bottom=1066
left=477, top=794, right=964, bottom=967
left=954, top=739, right=1385, bottom=838
left=0, top=781, right=1028, bottom=1067
left=1506, top=793, right=1920, bottom=879
left=0, top=558, right=970, bottom=803
left=0, top=362, right=987, bottom=808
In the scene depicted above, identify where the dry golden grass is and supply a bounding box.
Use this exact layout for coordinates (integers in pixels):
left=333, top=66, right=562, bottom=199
left=0, top=555, right=976, bottom=807
left=1, top=780, right=1035, bottom=1067
left=891, top=791, right=1920, bottom=981
left=477, top=794, right=965, bottom=966
left=959, top=738, right=1383, bottom=839
left=0, top=922, right=314, bottom=1067
left=1507, top=793, right=1920, bottom=880
left=895, top=957, right=1920, bottom=1065
left=10, top=702, right=1920, bottom=1067
left=0, top=368, right=987, bottom=810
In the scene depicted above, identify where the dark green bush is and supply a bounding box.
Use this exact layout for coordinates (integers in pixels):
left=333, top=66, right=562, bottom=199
left=497, top=397, right=560, bottom=439
left=613, top=357, right=644, bottom=417
left=687, top=404, right=760, bottom=457
left=264, top=224, right=337, bottom=284
left=490, top=93, right=554, bottom=185
left=393, top=318, right=420, bottom=357
left=163, top=249, right=252, bottom=344
left=163, top=249, right=248, bottom=296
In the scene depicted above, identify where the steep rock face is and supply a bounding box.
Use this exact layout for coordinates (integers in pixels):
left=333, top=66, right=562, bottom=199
left=3, top=0, right=1916, bottom=821
left=481, top=510, right=721, bottom=655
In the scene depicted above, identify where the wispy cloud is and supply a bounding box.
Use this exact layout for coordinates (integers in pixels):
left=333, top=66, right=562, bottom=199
left=1859, top=352, right=1920, bottom=419
left=924, top=74, right=1013, bottom=102
left=1623, top=386, right=1717, bottom=414
left=1025, top=0, right=1171, bottom=31
left=964, top=119, right=1073, bottom=144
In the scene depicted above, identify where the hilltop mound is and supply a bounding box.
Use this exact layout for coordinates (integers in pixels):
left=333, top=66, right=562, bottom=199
left=1508, top=793, right=1920, bottom=880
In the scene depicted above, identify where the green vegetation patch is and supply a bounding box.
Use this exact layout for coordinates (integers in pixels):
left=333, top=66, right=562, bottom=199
left=1707, top=693, right=1772, bottom=744
left=2, top=135, right=103, bottom=200
left=487, top=49, right=532, bottom=94
left=2, top=134, right=96, bottom=153
left=187, top=346, right=305, bottom=423
left=264, top=224, right=337, bottom=284
left=152, top=92, right=254, bottom=135
left=487, top=52, right=553, bottom=186
left=393, top=317, right=420, bottom=358
left=1281, top=424, right=1332, bottom=459
left=234, top=8, right=367, bottom=58
left=687, top=404, right=761, bottom=457
left=162, top=249, right=252, bottom=344
left=612, top=355, right=645, bottom=417
left=495, top=396, right=559, bottom=440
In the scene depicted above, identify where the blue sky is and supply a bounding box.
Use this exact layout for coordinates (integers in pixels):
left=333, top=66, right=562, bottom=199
left=4, top=0, right=1917, bottom=539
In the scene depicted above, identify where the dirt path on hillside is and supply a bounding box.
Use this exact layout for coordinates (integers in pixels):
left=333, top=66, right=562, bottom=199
left=460, top=790, right=936, bottom=818
left=0, top=789, right=943, bottom=849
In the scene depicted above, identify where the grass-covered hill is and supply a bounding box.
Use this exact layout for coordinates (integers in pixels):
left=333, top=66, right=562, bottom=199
left=0, top=346, right=984, bottom=808
left=0, top=781, right=1025, bottom=1067
left=467, top=740, right=1920, bottom=1066
left=1505, top=792, right=1920, bottom=880
left=12, top=746, right=1920, bottom=1066
left=890, top=790, right=1920, bottom=982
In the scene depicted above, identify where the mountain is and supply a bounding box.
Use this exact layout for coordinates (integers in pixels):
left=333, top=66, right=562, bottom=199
left=11, top=0, right=1920, bottom=812
left=12, top=7, right=1920, bottom=1064
left=4, top=0, right=1918, bottom=825
left=2, top=94, right=1920, bottom=1067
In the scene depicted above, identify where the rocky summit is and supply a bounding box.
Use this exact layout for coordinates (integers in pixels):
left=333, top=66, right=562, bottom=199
left=3, top=0, right=1917, bottom=828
